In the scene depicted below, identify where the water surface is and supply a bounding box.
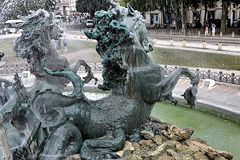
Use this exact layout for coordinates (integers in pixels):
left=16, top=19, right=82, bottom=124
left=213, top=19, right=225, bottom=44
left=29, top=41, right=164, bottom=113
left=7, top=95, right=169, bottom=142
left=84, top=92, right=240, bottom=159
left=151, top=102, right=240, bottom=160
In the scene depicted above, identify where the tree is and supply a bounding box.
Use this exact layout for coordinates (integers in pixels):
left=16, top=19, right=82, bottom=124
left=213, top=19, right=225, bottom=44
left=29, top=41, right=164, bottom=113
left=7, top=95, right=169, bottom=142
left=120, top=0, right=177, bottom=28
left=156, top=0, right=201, bottom=33
left=221, top=0, right=240, bottom=33
left=121, top=0, right=201, bottom=33
left=0, top=0, right=56, bottom=23
left=200, top=0, right=217, bottom=28
left=120, top=0, right=153, bottom=14
left=76, top=0, right=111, bottom=17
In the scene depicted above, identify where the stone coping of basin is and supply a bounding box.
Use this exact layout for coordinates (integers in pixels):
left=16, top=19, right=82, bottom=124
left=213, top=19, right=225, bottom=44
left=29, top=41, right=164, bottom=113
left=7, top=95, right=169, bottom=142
left=173, top=95, right=240, bottom=124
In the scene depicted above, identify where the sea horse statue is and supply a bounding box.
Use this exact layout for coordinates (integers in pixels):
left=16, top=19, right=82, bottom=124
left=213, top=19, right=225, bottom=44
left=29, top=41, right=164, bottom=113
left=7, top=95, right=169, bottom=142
left=0, top=9, right=98, bottom=159
left=27, top=1, right=199, bottom=160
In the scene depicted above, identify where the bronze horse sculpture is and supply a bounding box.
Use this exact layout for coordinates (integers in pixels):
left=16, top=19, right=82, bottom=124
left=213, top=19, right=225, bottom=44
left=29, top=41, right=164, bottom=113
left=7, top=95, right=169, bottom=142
left=0, top=9, right=98, bottom=159
left=29, top=2, right=199, bottom=160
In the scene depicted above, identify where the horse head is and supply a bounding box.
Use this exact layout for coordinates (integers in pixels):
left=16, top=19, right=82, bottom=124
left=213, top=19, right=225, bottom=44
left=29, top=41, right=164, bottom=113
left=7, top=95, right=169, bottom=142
left=13, top=10, right=70, bottom=94
left=14, top=9, right=68, bottom=78
left=122, top=4, right=153, bottom=53
left=14, top=9, right=63, bottom=59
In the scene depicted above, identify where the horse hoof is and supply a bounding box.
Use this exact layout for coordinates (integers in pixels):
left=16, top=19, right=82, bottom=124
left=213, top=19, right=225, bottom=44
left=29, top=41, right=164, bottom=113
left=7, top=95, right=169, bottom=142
left=172, top=101, right=177, bottom=106
left=191, top=77, right=200, bottom=85
left=170, top=100, right=178, bottom=106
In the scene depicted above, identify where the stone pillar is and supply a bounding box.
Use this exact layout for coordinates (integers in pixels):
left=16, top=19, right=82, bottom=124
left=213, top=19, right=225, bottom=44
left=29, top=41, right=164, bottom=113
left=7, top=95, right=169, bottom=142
left=189, top=8, right=193, bottom=27
left=159, top=11, right=163, bottom=27
left=230, top=5, right=233, bottom=27
left=200, top=5, right=205, bottom=27
left=145, top=12, right=151, bottom=26
left=170, top=39, right=174, bottom=46
left=66, top=7, right=70, bottom=16
left=182, top=39, right=186, bottom=47
left=202, top=41, right=207, bottom=48
left=237, top=6, right=240, bottom=20
left=218, top=42, right=222, bottom=50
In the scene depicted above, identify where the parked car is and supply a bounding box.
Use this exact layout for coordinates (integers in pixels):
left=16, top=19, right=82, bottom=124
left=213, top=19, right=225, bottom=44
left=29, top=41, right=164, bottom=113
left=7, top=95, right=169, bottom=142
left=85, top=19, right=95, bottom=28
left=3, top=19, right=23, bottom=34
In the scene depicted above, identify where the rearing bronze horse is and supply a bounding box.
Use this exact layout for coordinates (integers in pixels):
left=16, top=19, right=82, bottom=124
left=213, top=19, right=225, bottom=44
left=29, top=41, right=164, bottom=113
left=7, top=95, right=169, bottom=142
left=30, top=2, right=199, bottom=160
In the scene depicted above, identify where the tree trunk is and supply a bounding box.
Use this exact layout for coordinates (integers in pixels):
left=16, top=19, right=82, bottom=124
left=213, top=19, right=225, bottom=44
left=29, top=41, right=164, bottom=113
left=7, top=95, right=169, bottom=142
left=173, top=1, right=180, bottom=31
left=203, top=3, right=208, bottom=27
left=181, top=1, right=186, bottom=35
left=175, top=9, right=180, bottom=31
left=221, top=0, right=228, bottom=33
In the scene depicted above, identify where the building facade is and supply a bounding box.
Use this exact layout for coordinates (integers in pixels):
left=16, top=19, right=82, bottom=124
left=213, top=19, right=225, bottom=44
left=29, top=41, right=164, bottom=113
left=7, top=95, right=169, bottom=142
left=56, top=0, right=77, bottom=16
left=56, top=0, right=120, bottom=16
left=145, top=1, right=240, bottom=28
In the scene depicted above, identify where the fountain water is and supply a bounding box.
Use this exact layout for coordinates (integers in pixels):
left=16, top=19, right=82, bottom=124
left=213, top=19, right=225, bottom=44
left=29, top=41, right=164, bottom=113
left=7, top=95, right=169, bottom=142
left=0, top=0, right=234, bottom=160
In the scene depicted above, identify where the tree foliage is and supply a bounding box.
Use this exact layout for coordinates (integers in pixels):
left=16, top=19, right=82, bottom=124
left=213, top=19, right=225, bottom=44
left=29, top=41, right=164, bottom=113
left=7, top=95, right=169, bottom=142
left=0, top=0, right=56, bottom=23
left=120, top=0, right=154, bottom=13
left=76, top=0, right=111, bottom=16
left=200, top=0, right=218, bottom=27
left=120, top=0, right=240, bottom=33
left=120, top=0, right=201, bottom=32
left=221, top=0, right=240, bottom=33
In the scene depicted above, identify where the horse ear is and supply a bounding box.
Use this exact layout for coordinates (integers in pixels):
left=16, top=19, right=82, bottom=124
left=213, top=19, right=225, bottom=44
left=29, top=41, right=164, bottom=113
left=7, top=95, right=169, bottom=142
left=127, top=3, right=135, bottom=16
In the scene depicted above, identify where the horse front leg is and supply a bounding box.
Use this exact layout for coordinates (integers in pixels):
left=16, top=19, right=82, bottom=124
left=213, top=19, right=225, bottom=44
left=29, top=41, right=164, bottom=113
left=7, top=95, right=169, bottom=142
left=160, top=67, right=199, bottom=106
left=160, top=67, right=186, bottom=97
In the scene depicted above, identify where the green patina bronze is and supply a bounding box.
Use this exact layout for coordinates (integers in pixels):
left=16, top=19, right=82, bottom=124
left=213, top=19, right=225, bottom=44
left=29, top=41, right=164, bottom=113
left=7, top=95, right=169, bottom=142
left=0, top=1, right=199, bottom=159
left=84, top=9, right=133, bottom=92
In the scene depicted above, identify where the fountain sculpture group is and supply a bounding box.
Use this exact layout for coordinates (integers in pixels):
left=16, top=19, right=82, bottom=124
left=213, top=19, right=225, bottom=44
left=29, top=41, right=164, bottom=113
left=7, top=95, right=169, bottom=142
left=0, top=1, right=200, bottom=159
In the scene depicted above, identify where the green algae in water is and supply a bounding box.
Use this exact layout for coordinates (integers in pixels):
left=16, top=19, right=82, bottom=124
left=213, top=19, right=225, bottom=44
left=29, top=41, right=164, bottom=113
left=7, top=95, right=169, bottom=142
left=151, top=102, right=240, bottom=160
left=83, top=92, right=240, bottom=159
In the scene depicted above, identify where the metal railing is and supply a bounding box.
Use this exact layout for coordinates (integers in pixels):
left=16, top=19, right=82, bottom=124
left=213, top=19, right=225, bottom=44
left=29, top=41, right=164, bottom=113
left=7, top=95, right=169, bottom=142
left=0, top=64, right=29, bottom=74
left=0, top=63, right=239, bottom=85
left=163, top=65, right=240, bottom=85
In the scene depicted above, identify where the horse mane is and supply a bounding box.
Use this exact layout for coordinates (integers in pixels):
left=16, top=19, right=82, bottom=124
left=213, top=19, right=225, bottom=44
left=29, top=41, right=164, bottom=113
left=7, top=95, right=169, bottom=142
left=126, top=10, right=145, bottom=30
left=14, top=9, right=54, bottom=60
left=114, top=3, right=146, bottom=30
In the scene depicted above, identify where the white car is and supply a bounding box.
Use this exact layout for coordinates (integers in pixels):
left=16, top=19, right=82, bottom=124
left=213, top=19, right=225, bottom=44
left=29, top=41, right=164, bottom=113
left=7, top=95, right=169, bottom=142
left=4, top=19, right=23, bottom=34
left=86, top=19, right=94, bottom=28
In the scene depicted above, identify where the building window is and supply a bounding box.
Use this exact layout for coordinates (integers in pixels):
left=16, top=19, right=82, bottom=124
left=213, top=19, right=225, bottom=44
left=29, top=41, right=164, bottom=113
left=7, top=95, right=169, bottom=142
left=155, top=14, right=158, bottom=22
left=209, top=2, right=215, bottom=9
left=150, top=13, right=154, bottom=25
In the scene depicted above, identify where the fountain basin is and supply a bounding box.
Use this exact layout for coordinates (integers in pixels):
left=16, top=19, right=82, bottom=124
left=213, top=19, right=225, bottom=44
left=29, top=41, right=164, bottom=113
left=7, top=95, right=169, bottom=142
left=83, top=92, right=240, bottom=160
left=152, top=102, right=240, bottom=160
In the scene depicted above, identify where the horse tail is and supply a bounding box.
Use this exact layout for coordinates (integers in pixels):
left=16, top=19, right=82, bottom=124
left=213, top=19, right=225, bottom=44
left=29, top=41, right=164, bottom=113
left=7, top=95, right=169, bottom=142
left=41, top=58, right=84, bottom=97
